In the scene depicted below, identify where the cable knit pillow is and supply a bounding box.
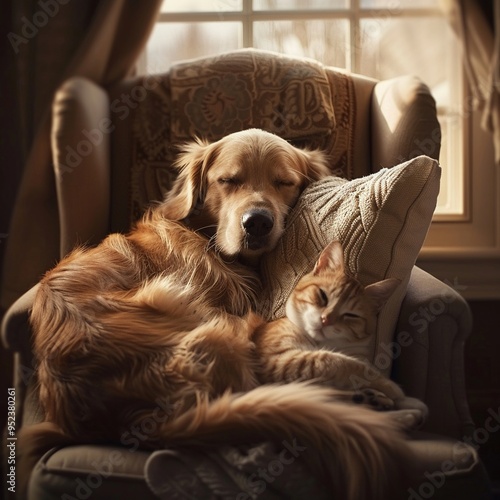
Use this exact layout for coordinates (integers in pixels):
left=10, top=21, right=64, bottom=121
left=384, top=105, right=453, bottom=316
left=257, top=155, right=441, bottom=371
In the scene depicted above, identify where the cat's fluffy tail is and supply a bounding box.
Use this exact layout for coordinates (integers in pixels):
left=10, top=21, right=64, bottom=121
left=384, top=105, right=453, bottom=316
left=156, top=382, right=415, bottom=500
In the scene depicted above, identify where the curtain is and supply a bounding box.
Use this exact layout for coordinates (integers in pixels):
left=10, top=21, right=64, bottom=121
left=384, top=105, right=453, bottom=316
left=440, top=0, right=500, bottom=164
left=0, top=0, right=162, bottom=309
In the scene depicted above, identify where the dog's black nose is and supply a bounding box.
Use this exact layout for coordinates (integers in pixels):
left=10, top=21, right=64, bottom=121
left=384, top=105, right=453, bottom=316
left=241, top=210, right=274, bottom=237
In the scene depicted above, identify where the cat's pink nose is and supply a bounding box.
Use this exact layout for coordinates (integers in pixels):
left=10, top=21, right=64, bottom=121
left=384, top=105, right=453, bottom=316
left=321, top=315, right=331, bottom=326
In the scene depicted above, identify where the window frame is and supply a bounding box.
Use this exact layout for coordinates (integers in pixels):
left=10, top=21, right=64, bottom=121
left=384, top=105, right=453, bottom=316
left=419, top=106, right=500, bottom=300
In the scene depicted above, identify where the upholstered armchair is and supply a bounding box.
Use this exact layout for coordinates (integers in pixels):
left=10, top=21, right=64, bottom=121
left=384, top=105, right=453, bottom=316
left=2, top=49, right=491, bottom=499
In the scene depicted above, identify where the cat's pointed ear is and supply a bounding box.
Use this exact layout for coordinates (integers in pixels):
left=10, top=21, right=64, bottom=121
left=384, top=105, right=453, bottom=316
left=364, top=278, right=401, bottom=312
left=313, top=240, right=345, bottom=274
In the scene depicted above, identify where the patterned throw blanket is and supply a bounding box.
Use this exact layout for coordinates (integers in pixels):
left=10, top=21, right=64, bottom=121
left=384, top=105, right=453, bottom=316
left=145, top=442, right=330, bottom=500
left=169, top=49, right=335, bottom=142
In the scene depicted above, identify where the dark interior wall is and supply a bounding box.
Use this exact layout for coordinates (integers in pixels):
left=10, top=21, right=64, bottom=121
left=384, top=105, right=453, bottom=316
left=0, top=1, right=24, bottom=279
left=0, top=0, right=22, bottom=445
left=465, top=300, right=500, bottom=486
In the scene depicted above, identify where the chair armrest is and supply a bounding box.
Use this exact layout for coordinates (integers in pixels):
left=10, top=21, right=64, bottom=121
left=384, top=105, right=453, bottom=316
left=371, top=75, right=441, bottom=169
left=392, top=266, right=474, bottom=440
left=2, top=285, right=39, bottom=428
left=51, top=77, right=111, bottom=257
left=1, top=284, right=38, bottom=353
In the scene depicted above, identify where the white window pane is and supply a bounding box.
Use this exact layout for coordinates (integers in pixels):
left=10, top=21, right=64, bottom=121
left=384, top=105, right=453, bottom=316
left=359, top=16, right=464, bottom=216
left=253, top=20, right=349, bottom=68
left=359, top=17, right=449, bottom=84
left=160, top=0, right=242, bottom=13
left=359, top=17, right=459, bottom=117
left=254, top=0, right=347, bottom=9
left=434, top=97, right=465, bottom=216
left=145, top=22, right=241, bottom=73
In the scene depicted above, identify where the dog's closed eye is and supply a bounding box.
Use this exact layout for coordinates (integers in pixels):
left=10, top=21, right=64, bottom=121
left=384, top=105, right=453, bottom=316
left=273, top=179, right=296, bottom=188
left=218, top=177, right=242, bottom=186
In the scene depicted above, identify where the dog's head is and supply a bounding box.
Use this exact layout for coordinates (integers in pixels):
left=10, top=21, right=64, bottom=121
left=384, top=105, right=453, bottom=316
left=161, top=129, right=330, bottom=261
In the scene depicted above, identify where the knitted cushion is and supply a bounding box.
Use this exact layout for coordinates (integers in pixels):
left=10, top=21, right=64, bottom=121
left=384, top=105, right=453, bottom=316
left=257, top=155, right=441, bottom=371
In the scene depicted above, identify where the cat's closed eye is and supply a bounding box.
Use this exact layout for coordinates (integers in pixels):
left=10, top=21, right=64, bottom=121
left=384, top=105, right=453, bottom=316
left=318, top=288, right=328, bottom=307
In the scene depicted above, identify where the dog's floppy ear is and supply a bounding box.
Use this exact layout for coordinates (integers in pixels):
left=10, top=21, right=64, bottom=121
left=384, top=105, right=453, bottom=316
left=297, top=148, right=331, bottom=185
left=160, top=138, right=218, bottom=220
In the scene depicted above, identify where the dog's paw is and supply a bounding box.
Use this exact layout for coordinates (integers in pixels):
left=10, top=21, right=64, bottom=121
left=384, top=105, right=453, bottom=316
left=351, top=388, right=396, bottom=411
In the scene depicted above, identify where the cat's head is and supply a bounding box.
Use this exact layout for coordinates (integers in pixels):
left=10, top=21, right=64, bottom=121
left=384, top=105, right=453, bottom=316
left=285, top=240, right=400, bottom=342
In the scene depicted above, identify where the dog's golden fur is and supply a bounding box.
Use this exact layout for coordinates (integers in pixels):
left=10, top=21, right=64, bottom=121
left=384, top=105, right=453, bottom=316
left=23, top=129, right=415, bottom=499
left=161, top=127, right=330, bottom=262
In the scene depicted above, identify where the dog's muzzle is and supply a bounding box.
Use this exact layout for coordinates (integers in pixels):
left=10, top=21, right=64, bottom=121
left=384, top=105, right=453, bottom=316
left=241, top=209, right=275, bottom=250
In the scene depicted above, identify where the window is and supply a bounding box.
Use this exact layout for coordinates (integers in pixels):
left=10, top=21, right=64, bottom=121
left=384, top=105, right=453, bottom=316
left=140, top=0, right=466, bottom=219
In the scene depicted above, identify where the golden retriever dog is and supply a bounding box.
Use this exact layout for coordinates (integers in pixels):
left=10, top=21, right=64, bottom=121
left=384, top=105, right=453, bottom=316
left=23, top=129, right=415, bottom=499
left=161, top=127, right=329, bottom=262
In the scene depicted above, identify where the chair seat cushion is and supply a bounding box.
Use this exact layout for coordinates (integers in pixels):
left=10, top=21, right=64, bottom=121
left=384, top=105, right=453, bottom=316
left=28, top=434, right=490, bottom=500
left=29, top=445, right=157, bottom=500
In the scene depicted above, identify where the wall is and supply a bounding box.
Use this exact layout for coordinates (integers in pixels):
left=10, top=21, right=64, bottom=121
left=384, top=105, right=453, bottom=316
left=465, top=300, right=500, bottom=488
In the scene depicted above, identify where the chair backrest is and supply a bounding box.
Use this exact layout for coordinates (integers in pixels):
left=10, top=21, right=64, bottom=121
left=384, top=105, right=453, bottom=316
left=52, top=48, right=440, bottom=251
left=107, top=49, right=376, bottom=232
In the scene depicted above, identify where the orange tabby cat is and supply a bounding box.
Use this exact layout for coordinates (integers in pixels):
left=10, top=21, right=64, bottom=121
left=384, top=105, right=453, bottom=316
left=255, top=241, right=415, bottom=411
left=286, top=240, right=399, bottom=344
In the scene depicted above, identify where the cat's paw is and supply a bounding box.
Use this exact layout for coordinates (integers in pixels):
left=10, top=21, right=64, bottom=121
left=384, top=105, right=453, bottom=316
left=389, top=409, right=426, bottom=431
left=394, top=396, right=429, bottom=415
left=351, top=388, right=395, bottom=411
left=393, top=396, right=429, bottom=428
